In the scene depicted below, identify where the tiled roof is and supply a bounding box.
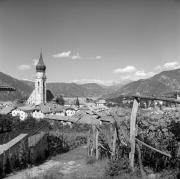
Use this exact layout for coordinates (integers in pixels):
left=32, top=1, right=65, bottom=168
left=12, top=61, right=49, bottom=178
left=0, top=106, right=15, bottom=115
left=53, top=105, right=65, bottom=112
left=97, top=99, right=106, bottom=104
left=35, top=103, right=65, bottom=114
left=18, top=105, right=36, bottom=112
left=45, top=114, right=100, bottom=125
left=65, top=106, right=76, bottom=110
left=36, top=104, right=51, bottom=114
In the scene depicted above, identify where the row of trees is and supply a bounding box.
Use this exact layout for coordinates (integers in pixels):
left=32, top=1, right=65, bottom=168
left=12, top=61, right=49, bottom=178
left=55, top=95, right=80, bottom=106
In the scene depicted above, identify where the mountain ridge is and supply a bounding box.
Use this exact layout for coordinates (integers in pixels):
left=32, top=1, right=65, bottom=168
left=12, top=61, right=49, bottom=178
left=109, top=68, right=180, bottom=98
left=0, top=72, right=118, bottom=101
left=2, top=68, right=180, bottom=101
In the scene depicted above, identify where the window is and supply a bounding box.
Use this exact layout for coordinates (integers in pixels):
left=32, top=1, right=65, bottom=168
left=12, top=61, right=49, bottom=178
left=38, top=81, right=40, bottom=93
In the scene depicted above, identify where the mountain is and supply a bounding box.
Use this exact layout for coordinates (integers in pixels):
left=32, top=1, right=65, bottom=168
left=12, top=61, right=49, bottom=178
left=79, top=83, right=109, bottom=97
left=47, top=82, right=116, bottom=97
left=7, top=67, right=180, bottom=102
left=0, top=72, right=33, bottom=101
left=111, top=68, right=180, bottom=98
left=22, top=81, right=117, bottom=98
left=47, top=83, right=88, bottom=97
left=22, top=80, right=34, bottom=88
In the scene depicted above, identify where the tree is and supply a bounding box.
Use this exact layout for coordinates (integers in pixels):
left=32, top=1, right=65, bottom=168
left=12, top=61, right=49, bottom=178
left=56, top=95, right=65, bottom=105
left=46, top=90, right=54, bottom=102
left=0, top=115, right=13, bottom=133
left=75, top=97, right=80, bottom=107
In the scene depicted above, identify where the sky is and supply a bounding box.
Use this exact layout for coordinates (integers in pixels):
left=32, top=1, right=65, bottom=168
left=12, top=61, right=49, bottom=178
left=0, top=0, right=180, bottom=85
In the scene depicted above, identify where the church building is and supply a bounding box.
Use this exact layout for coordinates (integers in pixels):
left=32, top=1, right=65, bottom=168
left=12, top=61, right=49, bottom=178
left=27, top=52, right=47, bottom=105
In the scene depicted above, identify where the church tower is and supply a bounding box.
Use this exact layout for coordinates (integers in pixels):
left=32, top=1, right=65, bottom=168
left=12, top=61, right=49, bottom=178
left=35, top=52, right=47, bottom=105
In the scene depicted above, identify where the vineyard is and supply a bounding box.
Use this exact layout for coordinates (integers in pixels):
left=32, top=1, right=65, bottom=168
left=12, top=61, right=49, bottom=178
left=84, top=96, right=180, bottom=178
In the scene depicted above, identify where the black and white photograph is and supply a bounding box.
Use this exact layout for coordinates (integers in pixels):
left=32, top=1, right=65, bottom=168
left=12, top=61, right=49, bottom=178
left=0, top=0, right=180, bottom=178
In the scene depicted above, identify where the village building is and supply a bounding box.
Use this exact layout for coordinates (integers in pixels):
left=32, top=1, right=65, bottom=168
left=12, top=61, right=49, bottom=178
left=32, top=104, right=50, bottom=119
left=52, top=105, right=65, bottom=116
left=96, top=99, right=106, bottom=107
left=11, top=105, right=36, bottom=120
left=65, top=107, right=76, bottom=116
left=86, top=102, right=97, bottom=108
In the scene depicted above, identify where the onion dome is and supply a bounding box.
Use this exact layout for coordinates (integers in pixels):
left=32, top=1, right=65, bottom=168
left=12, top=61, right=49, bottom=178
left=36, top=52, right=46, bottom=72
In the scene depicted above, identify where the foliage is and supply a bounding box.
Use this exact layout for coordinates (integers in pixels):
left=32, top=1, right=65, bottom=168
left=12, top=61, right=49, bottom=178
left=4, top=157, right=12, bottom=174
left=105, top=146, right=130, bottom=176
left=136, top=110, right=180, bottom=172
left=86, top=156, right=96, bottom=165
left=47, top=121, right=90, bottom=157
left=0, top=165, right=3, bottom=178
left=75, top=97, right=80, bottom=107
left=48, top=130, right=87, bottom=156
left=102, top=107, right=180, bottom=175
left=0, top=114, right=19, bottom=133
left=47, top=135, right=69, bottom=156
left=55, top=95, right=65, bottom=105
left=46, top=90, right=54, bottom=102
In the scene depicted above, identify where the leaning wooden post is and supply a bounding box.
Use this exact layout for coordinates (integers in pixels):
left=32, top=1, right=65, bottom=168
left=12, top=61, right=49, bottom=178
left=129, top=97, right=139, bottom=171
left=87, top=129, right=91, bottom=156
left=95, top=126, right=99, bottom=160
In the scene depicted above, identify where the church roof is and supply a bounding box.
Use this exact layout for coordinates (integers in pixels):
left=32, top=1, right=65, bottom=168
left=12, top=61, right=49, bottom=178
left=36, top=52, right=46, bottom=72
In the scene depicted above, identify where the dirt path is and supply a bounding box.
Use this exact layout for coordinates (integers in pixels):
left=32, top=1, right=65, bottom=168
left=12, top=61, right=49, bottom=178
left=6, top=145, right=106, bottom=179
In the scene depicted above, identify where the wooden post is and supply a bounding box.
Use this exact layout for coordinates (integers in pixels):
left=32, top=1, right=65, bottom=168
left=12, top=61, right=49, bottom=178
left=91, top=125, right=96, bottom=156
left=112, top=126, right=117, bottom=156
left=136, top=143, right=146, bottom=179
left=110, top=124, right=113, bottom=154
left=87, top=129, right=91, bottom=156
left=129, top=98, right=139, bottom=171
left=95, top=127, right=99, bottom=160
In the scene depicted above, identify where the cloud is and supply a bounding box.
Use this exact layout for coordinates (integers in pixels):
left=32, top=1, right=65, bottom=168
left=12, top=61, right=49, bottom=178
left=154, top=65, right=162, bottom=70
left=134, top=70, right=147, bottom=77
left=120, top=71, right=155, bottom=81
left=155, top=61, right=180, bottom=71
left=32, top=59, right=39, bottom=66
left=17, top=64, right=31, bottom=71
left=52, top=51, right=71, bottom=58
left=72, top=52, right=81, bottom=60
left=113, top=66, right=137, bottom=73
left=163, top=61, right=179, bottom=68
left=95, top=56, right=102, bottom=60
left=52, top=51, right=102, bottom=60
left=147, top=71, right=156, bottom=77
left=72, top=79, right=114, bottom=86
left=113, top=65, right=156, bottom=81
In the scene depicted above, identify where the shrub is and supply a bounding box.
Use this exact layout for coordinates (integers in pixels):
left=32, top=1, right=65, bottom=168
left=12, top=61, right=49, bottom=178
left=137, top=111, right=180, bottom=172
left=0, top=165, right=4, bottom=178
left=4, top=157, right=12, bottom=174
left=105, top=145, right=130, bottom=176
left=105, top=155, right=129, bottom=176
left=86, top=156, right=96, bottom=165
left=47, top=135, right=68, bottom=156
